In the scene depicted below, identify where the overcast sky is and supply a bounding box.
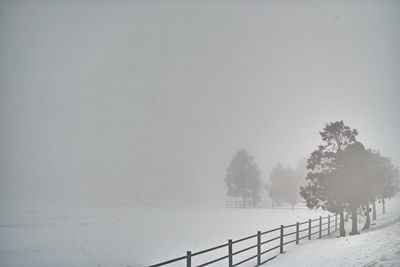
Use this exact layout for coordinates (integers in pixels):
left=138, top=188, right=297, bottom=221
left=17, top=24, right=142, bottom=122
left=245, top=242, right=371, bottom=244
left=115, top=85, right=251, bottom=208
left=1, top=1, right=399, bottom=210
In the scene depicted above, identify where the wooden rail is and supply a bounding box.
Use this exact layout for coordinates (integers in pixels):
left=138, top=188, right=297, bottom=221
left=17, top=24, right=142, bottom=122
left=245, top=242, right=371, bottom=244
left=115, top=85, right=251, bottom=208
left=226, top=200, right=308, bottom=210
left=149, top=214, right=339, bottom=267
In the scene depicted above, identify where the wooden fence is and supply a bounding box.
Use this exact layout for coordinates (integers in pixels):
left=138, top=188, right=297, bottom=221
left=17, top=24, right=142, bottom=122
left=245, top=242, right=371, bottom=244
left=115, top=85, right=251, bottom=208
left=226, top=200, right=308, bottom=210
left=149, top=214, right=338, bottom=267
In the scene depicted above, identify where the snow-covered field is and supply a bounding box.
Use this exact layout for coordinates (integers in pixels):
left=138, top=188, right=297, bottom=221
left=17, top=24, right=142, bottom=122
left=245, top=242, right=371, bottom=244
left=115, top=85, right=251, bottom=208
left=265, top=200, right=400, bottom=267
left=0, top=205, right=329, bottom=267
left=0, top=198, right=398, bottom=267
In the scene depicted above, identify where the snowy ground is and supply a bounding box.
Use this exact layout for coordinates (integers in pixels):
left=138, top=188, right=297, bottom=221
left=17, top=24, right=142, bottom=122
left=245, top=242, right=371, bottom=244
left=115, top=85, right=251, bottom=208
left=265, top=201, right=400, bottom=267
left=0, top=199, right=398, bottom=267
left=0, top=205, right=329, bottom=267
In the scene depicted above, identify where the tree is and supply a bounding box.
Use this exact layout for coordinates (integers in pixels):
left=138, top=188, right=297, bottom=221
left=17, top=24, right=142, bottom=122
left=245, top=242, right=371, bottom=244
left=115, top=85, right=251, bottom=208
left=335, top=142, right=370, bottom=235
left=268, top=164, right=300, bottom=205
left=359, top=150, right=376, bottom=230
left=300, top=121, right=358, bottom=237
left=357, top=149, right=400, bottom=229
left=369, top=151, right=400, bottom=216
left=361, top=149, right=383, bottom=229
left=225, top=149, right=261, bottom=207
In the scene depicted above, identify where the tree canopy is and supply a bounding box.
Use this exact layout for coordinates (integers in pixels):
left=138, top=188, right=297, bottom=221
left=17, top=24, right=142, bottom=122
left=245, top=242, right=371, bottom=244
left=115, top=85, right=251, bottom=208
left=300, top=120, right=399, bottom=236
left=225, top=149, right=261, bottom=207
left=300, top=121, right=359, bottom=236
left=268, top=164, right=300, bottom=205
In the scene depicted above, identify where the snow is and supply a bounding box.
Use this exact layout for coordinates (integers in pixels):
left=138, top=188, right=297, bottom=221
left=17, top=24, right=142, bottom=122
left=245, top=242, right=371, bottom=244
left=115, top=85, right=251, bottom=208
left=0, top=199, right=399, bottom=267
left=264, top=198, right=400, bottom=267
left=0, top=205, right=328, bottom=267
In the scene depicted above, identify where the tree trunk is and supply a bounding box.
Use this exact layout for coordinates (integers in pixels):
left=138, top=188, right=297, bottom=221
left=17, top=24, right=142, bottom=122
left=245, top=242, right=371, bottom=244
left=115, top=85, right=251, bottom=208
left=339, top=210, right=346, bottom=237
left=372, top=198, right=377, bottom=221
left=242, top=196, right=246, bottom=208
left=382, top=197, right=386, bottom=214
left=350, top=207, right=359, bottom=235
left=362, top=202, right=371, bottom=230
left=344, top=209, right=349, bottom=222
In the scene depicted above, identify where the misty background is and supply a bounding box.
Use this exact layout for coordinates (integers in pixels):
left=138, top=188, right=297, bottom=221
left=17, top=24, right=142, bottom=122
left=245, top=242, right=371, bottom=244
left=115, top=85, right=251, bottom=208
left=0, top=1, right=399, bottom=211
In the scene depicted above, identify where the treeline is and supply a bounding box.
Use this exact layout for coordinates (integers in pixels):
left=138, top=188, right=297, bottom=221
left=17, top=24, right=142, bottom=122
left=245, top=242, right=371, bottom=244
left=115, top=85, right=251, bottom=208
left=224, top=149, right=305, bottom=208
left=224, top=121, right=399, bottom=237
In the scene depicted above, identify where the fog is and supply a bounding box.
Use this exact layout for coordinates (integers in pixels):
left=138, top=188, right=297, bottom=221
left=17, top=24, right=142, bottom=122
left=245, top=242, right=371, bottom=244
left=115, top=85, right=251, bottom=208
left=1, top=1, right=399, bottom=211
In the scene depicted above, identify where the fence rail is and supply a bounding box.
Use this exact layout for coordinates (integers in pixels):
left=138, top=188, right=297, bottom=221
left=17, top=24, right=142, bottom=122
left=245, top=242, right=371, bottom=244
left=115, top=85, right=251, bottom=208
left=149, top=214, right=339, bottom=267
left=226, top=200, right=308, bottom=210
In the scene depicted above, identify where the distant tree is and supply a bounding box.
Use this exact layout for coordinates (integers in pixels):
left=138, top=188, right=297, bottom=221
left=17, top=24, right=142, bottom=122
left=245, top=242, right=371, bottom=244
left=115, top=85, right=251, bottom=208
left=268, top=164, right=300, bottom=205
left=360, top=149, right=383, bottom=229
left=360, top=149, right=377, bottom=230
left=225, top=149, right=261, bottom=208
left=370, top=151, right=400, bottom=216
left=300, top=121, right=358, bottom=237
left=356, top=149, right=400, bottom=231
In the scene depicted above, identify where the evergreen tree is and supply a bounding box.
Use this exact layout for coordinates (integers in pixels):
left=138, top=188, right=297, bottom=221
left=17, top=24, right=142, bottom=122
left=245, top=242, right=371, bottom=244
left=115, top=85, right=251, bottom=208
left=300, top=121, right=358, bottom=237
left=370, top=151, right=400, bottom=216
left=361, top=149, right=400, bottom=229
left=268, top=164, right=300, bottom=205
left=225, top=149, right=261, bottom=207
left=362, top=149, right=382, bottom=229
left=335, top=142, right=370, bottom=235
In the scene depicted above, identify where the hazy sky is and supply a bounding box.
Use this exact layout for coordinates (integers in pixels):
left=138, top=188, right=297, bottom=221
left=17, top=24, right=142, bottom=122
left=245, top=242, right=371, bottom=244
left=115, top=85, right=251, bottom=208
left=1, top=1, right=399, bottom=210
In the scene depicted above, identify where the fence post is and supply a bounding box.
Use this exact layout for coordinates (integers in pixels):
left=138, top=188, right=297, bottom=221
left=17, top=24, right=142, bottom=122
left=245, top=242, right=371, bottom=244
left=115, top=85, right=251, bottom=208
left=187, top=251, right=191, bottom=267
left=328, top=215, right=330, bottom=235
left=308, top=219, right=311, bottom=240
left=280, top=225, right=284, bottom=253
left=335, top=213, right=338, bottom=232
left=296, top=222, right=299, bottom=244
left=228, top=239, right=233, bottom=267
left=319, top=216, right=322, bottom=238
left=257, top=231, right=261, bottom=265
left=272, top=201, right=274, bottom=209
